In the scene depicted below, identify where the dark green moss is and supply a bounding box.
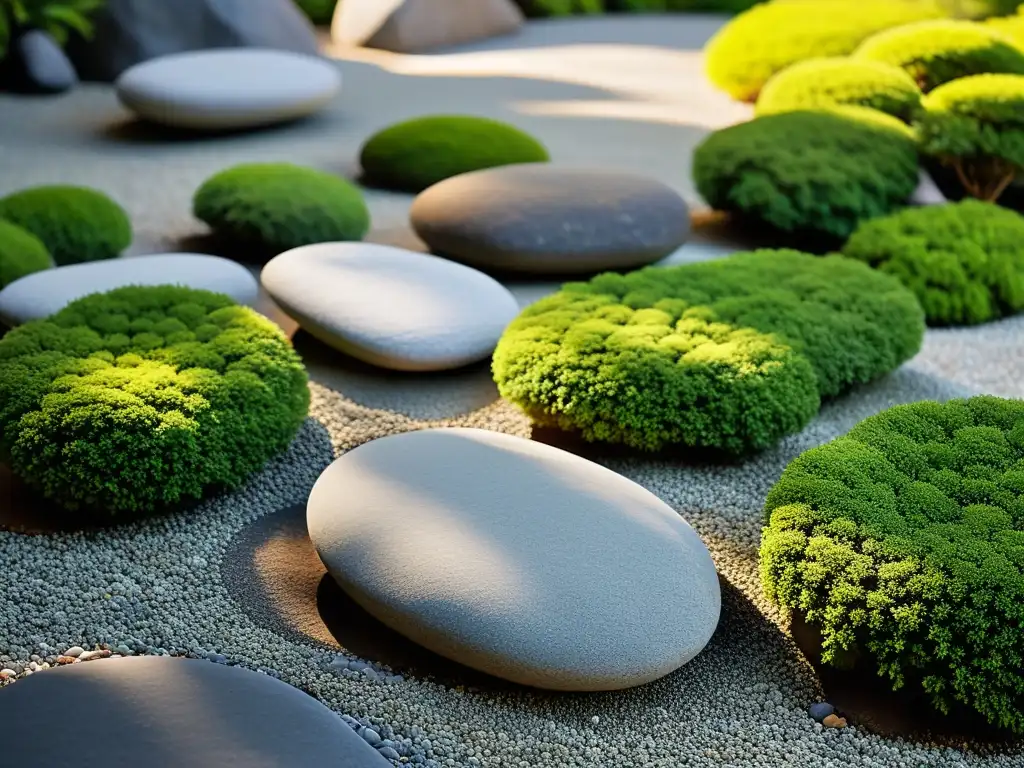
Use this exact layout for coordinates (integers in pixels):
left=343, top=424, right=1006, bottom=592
left=0, top=285, right=310, bottom=516
left=761, top=396, right=1024, bottom=733
left=294, top=0, right=336, bottom=24
left=492, top=249, right=924, bottom=454
left=0, top=219, right=53, bottom=288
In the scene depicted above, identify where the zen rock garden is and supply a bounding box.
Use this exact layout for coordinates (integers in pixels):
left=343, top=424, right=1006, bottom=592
left=1, top=1, right=1024, bottom=767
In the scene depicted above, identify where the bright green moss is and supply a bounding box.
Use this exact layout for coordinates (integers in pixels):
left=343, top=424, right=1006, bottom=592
left=915, top=73, right=1024, bottom=201
left=755, top=58, right=922, bottom=121
left=193, top=163, right=370, bottom=257
left=761, top=396, right=1024, bottom=732
left=704, top=0, right=945, bottom=102
left=359, top=115, right=550, bottom=193
left=294, top=0, right=336, bottom=24
left=0, top=285, right=310, bottom=515
left=692, top=107, right=920, bottom=245
left=986, top=7, right=1024, bottom=45
left=854, top=19, right=1024, bottom=92
left=842, top=200, right=1024, bottom=326
left=492, top=249, right=924, bottom=454
left=0, top=185, right=131, bottom=266
left=0, top=219, right=53, bottom=289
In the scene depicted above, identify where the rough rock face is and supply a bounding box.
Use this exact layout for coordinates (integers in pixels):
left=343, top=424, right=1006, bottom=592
left=66, top=0, right=319, bottom=82
left=331, top=0, right=523, bottom=53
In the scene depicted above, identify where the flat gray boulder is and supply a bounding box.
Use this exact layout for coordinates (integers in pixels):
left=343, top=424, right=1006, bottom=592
left=0, top=253, right=258, bottom=326
left=410, top=164, right=691, bottom=275
left=307, top=428, right=721, bottom=690
left=261, top=243, right=519, bottom=371
left=67, top=0, right=319, bottom=83
left=116, top=49, right=340, bottom=130
left=332, top=0, right=523, bottom=53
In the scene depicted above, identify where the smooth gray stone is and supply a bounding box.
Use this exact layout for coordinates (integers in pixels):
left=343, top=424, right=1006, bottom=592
left=2, top=29, right=78, bottom=94
left=307, top=428, right=721, bottom=690
left=0, top=656, right=391, bottom=767
left=66, top=0, right=318, bottom=83
left=410, top=164, right=691, bottom=275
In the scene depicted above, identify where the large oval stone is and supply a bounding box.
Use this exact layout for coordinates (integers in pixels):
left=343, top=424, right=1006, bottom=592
left=410, top=164, right=690, bottom=275
left=0, top=253, right=259, bottom=326
left=261, top=243, right=520, bottom=371
left=307, top=428, right=721, bottom=690
left=0, top=656, right=391, bottom=767
left=116, top=49, right=340, bottom=130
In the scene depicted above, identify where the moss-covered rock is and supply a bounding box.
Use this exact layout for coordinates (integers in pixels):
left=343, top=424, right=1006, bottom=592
left=692, top=107, right=920, bottom=245
left=193, top=163, right=370, bottom=257
left=359, top=115, right=550, bottom=193
left=842, top=199, right=1024, bottom=325
left=704, top=0, right=945, bottom=102
left=755, top=57, right=922, bottom=121
left=492, top=249, right=924, bottom=454
left=0, top=185, right=131, bottom=266
left=0, top=285, right=310, bottom=515
left=0, top=219, right=53, bottom=289
left=854, top=19, right=1024, bottom=92
left=761, top=395, right=1024, bottom=733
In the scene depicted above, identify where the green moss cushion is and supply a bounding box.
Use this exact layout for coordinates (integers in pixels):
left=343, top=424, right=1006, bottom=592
left=755, top=58, right=922, bottom=121
left=0, top=285, right=310, bottom=515
left=761, top=396, right=1024, bottom=732
left=703, top=0, right=945, bottom=102
left=854, top=19, right=1024, bottom=92
left=359, top=115, right=550, bottom=192
left=692, top=107, right=920, bottom=244
left=294, top=0, right=337, bottom=24
left=193, top=163, right=370, bottom=257
left=0, top=220, right=53, bottom=289
left=492, top=249, right=924, bottom=454
left=0, top=185, right=132, bottom=266
left=843, top=200, right=1024, bottom=326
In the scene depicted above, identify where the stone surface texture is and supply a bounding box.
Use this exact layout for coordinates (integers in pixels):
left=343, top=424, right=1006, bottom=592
left=410, top=164, right=691, bottom=274
left=306, top=427, right=722, bottom=690
left=115, top=49, right=340, bottom=130
left=0, top=656, right=390, bottom=767
left=67, top=0, right=319, bottom=82
left=0, top=253, right=259, bottom=326
left=332, top=0, right=523, bottom=53
left=1, top=29, right=77, bottom=94
left=261, top=243, right=520, bottom=371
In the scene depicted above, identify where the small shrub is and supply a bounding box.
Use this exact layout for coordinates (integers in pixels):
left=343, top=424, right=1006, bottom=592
left=293, top=0, right=336, bottom=24
left=0, top=285, right=310, bottom=515
left=0, top=185, right=131, bottom=266
left=756, top=57, right=922, bottom=121
left=704, top=0, right=945, bottom=102
left=193, top=163, right=370, bottom=257
left=761, top=396, right=1024, bottom=733
left=0, top=0, right=104, bottom=61
left=492, top=249, right=924, bottom=454
left=854, top=19, right=1024, bottom=92
left=359, top=115, right=550, bottom=193
left=606, top=0, right=764, bottom=9
left=512, top=0, right=603, bottom=14
left=915, top=73, right=1024, bottom=201
left=692, top=107, right=920, bottom=245
left=0, top=219, right=53, bottom=289
left=842, top=200, right=1024, bottom=325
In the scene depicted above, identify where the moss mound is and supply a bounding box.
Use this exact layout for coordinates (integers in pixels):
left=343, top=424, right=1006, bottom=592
left=986, top=7, right=1024, bottom=46
left=359, top=115, right=550, bottom=193
left=854, top=19, right=1024, bottom=92
left=704, top=0, right=945, bottom=102
left=492, top=249, right=924, bottom=454
left=0, top=220, right=53, bottom=289
left=692, top=107, right=920, bottom=245
left=294, top=0, right=337, bottom=24
left=916, top=73, right=1024, bottom=201
left=761, top=396, right=1024, bottom=733
left=193, top=163, right=370, bottom=257
left=0, top=185, right=132, bottom=266
left=843, top=200, right=1024, bottom=326
left=755, top=58, right=922, bottom=121
left=0, top=285, right=310, bottom=516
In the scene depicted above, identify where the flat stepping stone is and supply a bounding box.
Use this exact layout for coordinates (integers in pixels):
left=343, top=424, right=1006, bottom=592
left=307, top=428, right=721, bottom=690
left=261, top=243, right=520, bottom=371
left=0, top=656, right=391, bottom=767
left=115, top=49, right=340, bottom=130
left=410, top=164, right=691, bottom=275
left=0, top=253, right=259, bottom=326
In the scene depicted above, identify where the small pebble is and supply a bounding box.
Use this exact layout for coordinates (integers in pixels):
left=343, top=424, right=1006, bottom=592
left=822, top=714, right=848, bottom=729
left=808, top=702, right=834, bottom=722
left=379, top=746, right=401, bottom=761
left=362, top=728, right=382, bottom=746
left=64, top=646, right=85, bottom=658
